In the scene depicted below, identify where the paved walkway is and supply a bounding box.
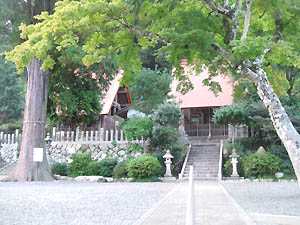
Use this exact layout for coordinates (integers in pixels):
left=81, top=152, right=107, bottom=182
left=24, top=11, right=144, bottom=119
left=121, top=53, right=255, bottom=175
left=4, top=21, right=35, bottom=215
left=134, top=181, right=256, bottom=225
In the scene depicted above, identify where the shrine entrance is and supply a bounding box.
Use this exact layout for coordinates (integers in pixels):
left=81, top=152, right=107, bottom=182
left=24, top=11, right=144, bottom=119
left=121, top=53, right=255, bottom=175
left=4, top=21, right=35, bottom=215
left=182, top=108, right=228, bottom=138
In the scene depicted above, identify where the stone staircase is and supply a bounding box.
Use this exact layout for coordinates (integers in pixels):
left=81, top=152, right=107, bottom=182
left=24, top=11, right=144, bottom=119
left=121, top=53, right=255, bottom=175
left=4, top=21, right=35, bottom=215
left=0, top=161, right=17, bottom=177
left=183, top=143, right=220, bottom=180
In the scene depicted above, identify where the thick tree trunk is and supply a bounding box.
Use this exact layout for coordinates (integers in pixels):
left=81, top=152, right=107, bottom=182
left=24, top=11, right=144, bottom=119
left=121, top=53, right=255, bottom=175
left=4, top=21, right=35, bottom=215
left=244, top=66, right=300, bottom=184
left=7, top=58, right=53, bottom=181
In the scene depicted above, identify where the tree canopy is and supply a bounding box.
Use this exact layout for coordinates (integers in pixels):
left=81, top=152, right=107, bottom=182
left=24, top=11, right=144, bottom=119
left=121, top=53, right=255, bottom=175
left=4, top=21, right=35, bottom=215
left=129, top=68, right=171, bottom=115
left=4, top=0, right=300, bottom=182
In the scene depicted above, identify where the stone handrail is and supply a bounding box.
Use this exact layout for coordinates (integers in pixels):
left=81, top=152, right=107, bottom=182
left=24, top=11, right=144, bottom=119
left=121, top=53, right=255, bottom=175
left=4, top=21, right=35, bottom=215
left=179, top=144, right=192, bottom=180
left=186, top=165, right=194, bottom=225
left=217, top=140, right=223, bottom=181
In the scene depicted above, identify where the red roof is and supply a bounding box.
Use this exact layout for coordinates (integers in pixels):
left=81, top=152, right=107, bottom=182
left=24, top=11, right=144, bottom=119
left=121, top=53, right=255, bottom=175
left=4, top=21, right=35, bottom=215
left=170, top=65, right=233, bottom=109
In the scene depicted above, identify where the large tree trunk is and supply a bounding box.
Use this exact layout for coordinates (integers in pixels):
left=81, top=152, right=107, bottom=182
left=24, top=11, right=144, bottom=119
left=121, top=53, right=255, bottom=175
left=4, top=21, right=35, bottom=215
left=7, top=58, right=53, bottom=181
left=244, top=66, right=300, bottom=184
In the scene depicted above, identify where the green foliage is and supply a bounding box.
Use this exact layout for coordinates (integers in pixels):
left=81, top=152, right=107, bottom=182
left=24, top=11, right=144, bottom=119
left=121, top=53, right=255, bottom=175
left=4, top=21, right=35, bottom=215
left=122, top=117, right=153, bottom=141
left=213, top=102, right=251, bottom=126
left=98, top=158, right=118, bottom=177
left=128, top=143, right=144, bottom=153
left=267, top=145, right=295, bottom=175
left=0, top=57, right=24, bottom=123
left=0, top=122, right=22, bottom=133
left=47, top=47, right=117, bottom=126
left=52, top=162, right=68, bottom=176
left=129, top=68, right=172, bottom=114
left=68, top=152, right=93, bottom=177
left=242, top=153, right=281, bottom=178
left=87, top=161, right=101, bottom=176
left=113, top=161, right=129, bottom=178
left=151, top=125, right=179, bottom=150
left=152, top=102, right=182, bottom=127
left=128, top=155, right=162, bottom=179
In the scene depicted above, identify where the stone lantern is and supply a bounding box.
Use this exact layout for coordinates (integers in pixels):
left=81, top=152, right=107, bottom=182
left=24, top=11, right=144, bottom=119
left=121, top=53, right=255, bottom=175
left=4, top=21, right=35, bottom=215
left=229, top=148, right=239, bottom=178
left=163, top=149, right=174, bottom=177
left=45, top=133, right=53, bottom=153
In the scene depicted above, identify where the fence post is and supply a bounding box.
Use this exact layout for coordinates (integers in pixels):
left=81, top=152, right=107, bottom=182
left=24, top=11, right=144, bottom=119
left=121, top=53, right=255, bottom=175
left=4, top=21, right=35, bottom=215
left=95, top=131, right=99, bottom=142
left=0, top=131, right=3, bottom=143
left=100, top=128, right=104, bottom=141
left=120, top=130, right=124, bottom=141
left=86, top=131, right=89, bottom=142
left=15, top=129, right=19, bottom=144
left=110, top=130, right=114, bottom=141
left=91, top=130, right=94, bottom=142
left=66, top=131, right=70, bottom=142
left=105, top=130, right=109, bottom=141
left=115, top=130, right=119, bottom=142
left=81, top=131, right=84, bottom=142
left=71, top=131, right=74, bottom=142
left=75, top=127, right=80, bottom=142
left=52, top=127, right=56, bottom=140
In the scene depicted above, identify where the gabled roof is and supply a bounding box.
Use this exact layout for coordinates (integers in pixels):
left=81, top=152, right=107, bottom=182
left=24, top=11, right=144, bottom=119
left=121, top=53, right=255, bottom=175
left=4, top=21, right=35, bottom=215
left=100, top=70, right=131, bottom=115
left=170, top=62, right=233, bottom=109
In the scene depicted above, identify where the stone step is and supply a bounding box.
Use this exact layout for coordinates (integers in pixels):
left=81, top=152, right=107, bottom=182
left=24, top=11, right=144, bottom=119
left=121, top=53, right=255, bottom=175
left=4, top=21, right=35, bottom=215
left=0, top=162, right=17, bottom=175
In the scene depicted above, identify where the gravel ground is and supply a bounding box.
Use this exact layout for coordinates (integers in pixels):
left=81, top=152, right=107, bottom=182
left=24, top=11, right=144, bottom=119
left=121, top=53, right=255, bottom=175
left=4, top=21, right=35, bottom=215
left=221, top=181, right=300, bottom=216
left=0, top=181, right=177, bottom=225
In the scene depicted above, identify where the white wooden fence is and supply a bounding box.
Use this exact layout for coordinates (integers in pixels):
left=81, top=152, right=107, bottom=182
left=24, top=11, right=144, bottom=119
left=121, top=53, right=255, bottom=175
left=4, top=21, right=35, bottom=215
left=0, top=128, right=144, bottom=145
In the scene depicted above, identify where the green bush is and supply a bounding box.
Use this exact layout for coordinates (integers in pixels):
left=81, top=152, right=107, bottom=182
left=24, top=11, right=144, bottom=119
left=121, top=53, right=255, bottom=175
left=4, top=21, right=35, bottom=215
left=242, top=152, right=281, bottom=178
left=267, top=145, right=295, bottom=175
left=122, top=117, right=153, bottom=141
left=0, top=122, right=22, bottom=133
left=128, top=155, right=162, bottom=179
left=68, top=152, right=93, bottom=177
left=113, top=161, right=129, bottom=178
left=87, top=161, right=100, bottom=176
left=151, top=125, right=179, bottom=150
left=99, top=158, right=118, bottom=177
left=52, top=162, right=68, bottom=176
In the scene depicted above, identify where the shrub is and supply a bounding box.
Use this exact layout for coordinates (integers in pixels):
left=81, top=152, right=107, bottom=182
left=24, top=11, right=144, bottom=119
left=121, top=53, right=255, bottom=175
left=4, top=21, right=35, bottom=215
left=52, top=162, right=68, bottom=176
left=151, top=125, right=179, bottom=150
left=242, top=152, right=281, bottom=178
left=99, top=158, right=118, bottom=177
left=113, top=161, right=129, bottom=178
left=87, top=161, right=100, bottom=176
left=0, top=122, right=22, bottom=133
left=68, top=152, right=93, bottom=177
left=128, top=155, right=162, bottom=179
left=267, top=145, right=295, bottom=175
left=122, top=117, right=153, bottom=141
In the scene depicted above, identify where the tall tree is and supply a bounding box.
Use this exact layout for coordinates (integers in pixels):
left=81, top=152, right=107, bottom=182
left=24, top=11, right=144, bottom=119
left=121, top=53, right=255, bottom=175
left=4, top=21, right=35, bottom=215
left=5, top=0, right=300, bottom=184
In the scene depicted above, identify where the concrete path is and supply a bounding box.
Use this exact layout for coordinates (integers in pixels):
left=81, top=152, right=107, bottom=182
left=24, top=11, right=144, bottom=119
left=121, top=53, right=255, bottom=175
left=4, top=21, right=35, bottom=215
left=134, top=181, right=256, bottom=225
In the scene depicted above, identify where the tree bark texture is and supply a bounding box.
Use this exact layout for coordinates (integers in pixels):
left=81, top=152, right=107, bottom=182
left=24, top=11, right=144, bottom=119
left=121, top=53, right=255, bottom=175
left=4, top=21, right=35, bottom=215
left=244, top=66, right=300, bottom=184
left=7, top=58, right=53, bottom=181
